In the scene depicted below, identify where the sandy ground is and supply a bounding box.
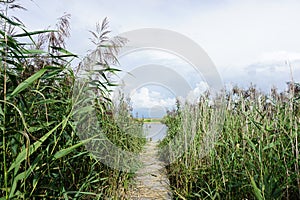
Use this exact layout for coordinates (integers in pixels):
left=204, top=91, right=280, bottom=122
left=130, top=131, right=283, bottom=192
left=127, top=141, right=172, bottom=200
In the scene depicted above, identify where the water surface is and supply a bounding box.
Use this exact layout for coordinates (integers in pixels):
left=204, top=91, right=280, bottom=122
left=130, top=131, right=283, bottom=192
left=143, top=122, right=168, bottom=141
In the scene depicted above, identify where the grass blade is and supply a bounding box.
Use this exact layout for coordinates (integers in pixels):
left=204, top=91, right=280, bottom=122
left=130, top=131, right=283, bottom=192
left=8, top=68, right=48, bottom=98
left=8, top=118, right=66, bottom=173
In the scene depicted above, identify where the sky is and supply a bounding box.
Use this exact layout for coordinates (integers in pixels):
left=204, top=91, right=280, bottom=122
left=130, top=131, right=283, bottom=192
left=12, top=0, right=300, bottom=117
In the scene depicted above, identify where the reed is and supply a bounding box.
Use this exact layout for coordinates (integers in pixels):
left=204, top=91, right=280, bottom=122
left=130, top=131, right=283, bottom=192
left=161, top=84, right=300, bottom=199
left=0, top=1, right=145, bottom=199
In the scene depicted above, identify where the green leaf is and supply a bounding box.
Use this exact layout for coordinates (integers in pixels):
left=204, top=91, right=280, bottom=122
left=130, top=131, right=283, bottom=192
left=263, top=142, right=279, bottom=151
left=50, top=46, right=78, bottom=57
left=13, top=30, right=56, bottom=37
left=0, top=12, right=22, bottom=26
left=8, top=119, right=66, bottom=173
left=28, top=122, right=56, bottom=132
left=9, top=155, right=41, bottom=198
left=0, top=104, right=4, bottom=117
left=244, top=135, right=257, bottom=152
left=250, top=175, right=264, bottom=200
left=21, top=49, right=46, bottom=55
left=52, top=136, right=95, bottom=160
left=8, top=68, right=48, bottom=98
left=52, top=142, right=84, bottom=160
left=52, top=135, right=97, bottom=160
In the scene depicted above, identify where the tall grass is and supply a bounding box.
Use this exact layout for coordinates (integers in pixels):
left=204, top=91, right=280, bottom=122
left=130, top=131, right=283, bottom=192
left=0, top=1, right=145, bottom=199
left=161, top=84, right=300, bottom=199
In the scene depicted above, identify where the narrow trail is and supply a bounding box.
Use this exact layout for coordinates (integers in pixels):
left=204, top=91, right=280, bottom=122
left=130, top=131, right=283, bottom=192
left=127, top=141, right=172, bottom=199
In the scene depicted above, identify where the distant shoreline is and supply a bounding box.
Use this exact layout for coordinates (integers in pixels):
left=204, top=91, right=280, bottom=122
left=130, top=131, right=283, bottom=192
left=134, top=118, right=163, bottom=123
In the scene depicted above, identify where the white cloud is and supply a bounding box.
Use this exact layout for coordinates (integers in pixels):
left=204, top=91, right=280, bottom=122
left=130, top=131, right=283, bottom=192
left=117, top=49, right=203, bottom=88
left=175, top=0, right=300, bottom=70
left=12, top=0, right=300, bottom=89
left=258, top=51, right=300, bottom=64
left=15, top=0, right=300, bottom=59
left=130, top=87, right=176, bottom=109
left=186, top=81, right=209, bottom=103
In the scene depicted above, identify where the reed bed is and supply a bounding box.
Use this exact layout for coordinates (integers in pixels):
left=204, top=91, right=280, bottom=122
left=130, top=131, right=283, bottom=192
left=161, top=85, right=300, bottom=199
left=0, top=1, right=145, bottom=199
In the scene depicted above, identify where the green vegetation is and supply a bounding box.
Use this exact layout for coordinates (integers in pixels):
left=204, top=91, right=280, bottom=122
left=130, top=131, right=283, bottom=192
left=1, top=1, right=299, bottom=200
left=0, top=1, right=145, bottom=199
left=160, top=85, right=300, bottom=199
left=142, top=118, right=162, bottom=123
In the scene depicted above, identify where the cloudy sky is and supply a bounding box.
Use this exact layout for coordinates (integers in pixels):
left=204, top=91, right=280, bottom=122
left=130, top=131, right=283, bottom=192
left=13, top=0, right=300, bottom=117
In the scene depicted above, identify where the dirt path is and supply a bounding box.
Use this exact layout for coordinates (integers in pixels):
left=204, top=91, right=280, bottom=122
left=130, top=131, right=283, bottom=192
left=127, top=141, right=172, bottom=199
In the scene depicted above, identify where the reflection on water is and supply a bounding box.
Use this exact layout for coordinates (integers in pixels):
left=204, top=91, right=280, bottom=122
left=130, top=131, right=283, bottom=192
left=143, top=123, right=168, bottom=141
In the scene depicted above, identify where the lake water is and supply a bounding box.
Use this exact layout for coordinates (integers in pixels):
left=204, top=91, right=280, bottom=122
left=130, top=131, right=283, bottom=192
left=143, top=123, right=168, bottom=141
